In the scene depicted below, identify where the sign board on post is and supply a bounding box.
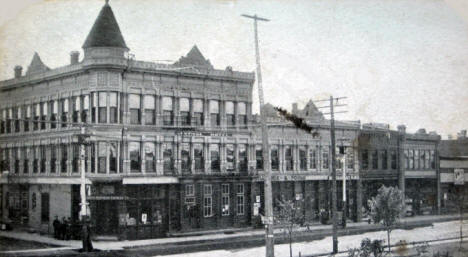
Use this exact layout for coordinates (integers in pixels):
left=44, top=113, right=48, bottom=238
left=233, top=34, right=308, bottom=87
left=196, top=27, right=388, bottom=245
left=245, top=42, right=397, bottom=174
left=454, top=169, right=465, bottom=185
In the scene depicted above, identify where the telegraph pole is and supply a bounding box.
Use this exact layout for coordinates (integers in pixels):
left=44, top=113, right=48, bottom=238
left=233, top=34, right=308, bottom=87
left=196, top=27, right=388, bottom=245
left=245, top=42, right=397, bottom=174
left=241, top=13, right=274, bottom=257
left=329, top=96, right=338, bottom=254
left=78, top=127, right=92, bottom=252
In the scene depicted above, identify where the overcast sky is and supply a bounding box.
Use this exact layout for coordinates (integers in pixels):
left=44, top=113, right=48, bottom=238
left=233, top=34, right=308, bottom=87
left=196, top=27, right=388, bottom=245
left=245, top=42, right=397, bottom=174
left=0, top=0, right=467, bottom=138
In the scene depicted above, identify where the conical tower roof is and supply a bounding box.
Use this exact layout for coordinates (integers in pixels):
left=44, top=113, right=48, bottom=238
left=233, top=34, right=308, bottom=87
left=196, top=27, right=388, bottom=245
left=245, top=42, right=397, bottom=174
left=26, top=52, right=50, bottom=75
left=82, top=1, right=128, bottom=49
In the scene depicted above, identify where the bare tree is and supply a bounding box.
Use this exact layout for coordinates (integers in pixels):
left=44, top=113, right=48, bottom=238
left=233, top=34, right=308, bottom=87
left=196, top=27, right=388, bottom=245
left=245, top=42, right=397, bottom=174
left=275, top=198, right=304, bottom=257
left=368, top=185, right=404, bottom=252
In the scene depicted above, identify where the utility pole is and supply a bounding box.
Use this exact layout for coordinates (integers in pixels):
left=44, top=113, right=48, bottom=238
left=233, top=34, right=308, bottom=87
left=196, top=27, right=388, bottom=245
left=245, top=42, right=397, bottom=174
left=316, top=96, right=347, bottom=254
left=241, top=13, right=274, bottom=257
left=342, top=149, right=347, bottom=228
left=78, top=127, right=92, bottom=252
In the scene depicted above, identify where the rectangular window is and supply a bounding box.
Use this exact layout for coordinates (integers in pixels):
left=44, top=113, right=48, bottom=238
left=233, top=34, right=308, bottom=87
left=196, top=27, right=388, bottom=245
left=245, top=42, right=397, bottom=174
left=238, top=102, right=247, bottom=128
left=11, top=148, right=17, bottom=174
left=193, top=99, right=203, bottom=126
left=129, top=94, right=141, bottom=124
left=33, top=147, right=38, bottom=173
left=391, top=150, right=397, bottom=170
left=109, top=92, right=118, bottom=123
left=50, top=101, right=57, bottom=129
left=73, top=97, right=80, bottom=123
left=222, top=184, right=230, bottom=216
left=180, top=98, right=190, bottom=126
left=91, top=92, right=97, bottom=123
left=72, top=144, right=79, bottom=173
left=143, top=95, right=155, bottom=125
left=33, top=104, right=40, bottom=130
left=425, top=150, right=430, bottom=169
left=163, top=143, right=174, bottom=174
left=50, top=145, right=56, bottom=173
left=226, top=101, right=235, bottom=127
left=285, top=146, right=293, bottom=171
left=236, top=184, right=245, bottom=215
left=109, top=142, right=117, bottom=173
left=98, top=142, right=107, bottom=173
left=90, top=143, right=95, bottom=173
left=309, top=148, right=317, bottom=169
left=61, top=144, right=68, bottom=173
left=185, top=184, right=195, bottom=196
left=414, top=150, right=420, bottom=170
left=381, top=150, right=388, bottom=170
left=409, top=150, right=414, bottom=170
left=210, top=100, right=219, bottom=127
left=362, top=149, right=369, bottom=170
left=81, top=95, right=89, bottom=123
left=226, top=144, right=235, bottom=172
left=40, top=103, right=47, bottom=130
left=203, top=184, right=213, bottom=217
left=41, top=193, right=49, bottom=223
left=40, top=146, right=46, bottom=173
left=420, top=150, right=426, bottom=169
left=14, top=148, right=20, bottom=174
left=299, top=147, right=307, bottom=170
left=144, top=142, right=155, bottom=173
left=430, top=150, right=435, bottom=169
left=162, top=97, right=173, bottom=126
left=98, top=92, right=107, bottom=123
left=238, top=144, right=247, bottom=173
left=0, top=109, right=5, bottom=134
left=14, top=107, right=20, bottom=132
left=194, top=144, right=204, bottom=172
left=24, top=105, right=30, bottom=131
left=181, top=143, right=190, bottom=173
left=346, top=149, right=354, bottom=169
left=271, top=146, right=279, bottom=171
left=61, top=99, right=68, bottom=128
left=6, top=108, right=12, bottom=133
left=210, top=144, right=220, bottom=172
left=256, top=145, right=263, bottom=171
left=129, top=142, right=141, bottom=172
left=322, top=149, right=329, bottom=170
left=372, top=150, right=378, bottom=169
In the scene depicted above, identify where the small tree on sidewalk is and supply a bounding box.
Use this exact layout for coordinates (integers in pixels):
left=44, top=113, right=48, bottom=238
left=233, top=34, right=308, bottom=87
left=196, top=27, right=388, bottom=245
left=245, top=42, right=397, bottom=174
left=275, top=198, right=304, bottom=257
left=368, top=185, right=404, bottom=252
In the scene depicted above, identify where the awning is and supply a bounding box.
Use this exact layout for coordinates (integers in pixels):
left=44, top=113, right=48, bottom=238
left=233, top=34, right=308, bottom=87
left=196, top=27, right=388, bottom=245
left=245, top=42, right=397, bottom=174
left=122, top=176, right=179, bottom=184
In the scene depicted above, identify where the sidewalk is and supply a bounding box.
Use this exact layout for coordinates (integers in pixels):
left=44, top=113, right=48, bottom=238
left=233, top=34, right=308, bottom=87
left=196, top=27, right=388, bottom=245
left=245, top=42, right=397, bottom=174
left=0, top=213, right=466, bottom=252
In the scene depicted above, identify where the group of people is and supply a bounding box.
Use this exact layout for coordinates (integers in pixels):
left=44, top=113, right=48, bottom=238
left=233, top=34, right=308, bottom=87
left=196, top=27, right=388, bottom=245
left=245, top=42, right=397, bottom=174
left=52, top=216, right=73, bottom=240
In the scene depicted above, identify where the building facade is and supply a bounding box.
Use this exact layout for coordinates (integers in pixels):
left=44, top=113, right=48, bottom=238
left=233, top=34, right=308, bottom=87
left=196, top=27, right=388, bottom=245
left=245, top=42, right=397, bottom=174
left=0, top=1, right=442, bottom=240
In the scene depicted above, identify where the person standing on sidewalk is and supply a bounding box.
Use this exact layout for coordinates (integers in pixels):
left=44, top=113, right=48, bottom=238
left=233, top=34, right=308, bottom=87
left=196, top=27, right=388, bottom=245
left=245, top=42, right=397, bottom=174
left=52, top=216, right=61, bottom=239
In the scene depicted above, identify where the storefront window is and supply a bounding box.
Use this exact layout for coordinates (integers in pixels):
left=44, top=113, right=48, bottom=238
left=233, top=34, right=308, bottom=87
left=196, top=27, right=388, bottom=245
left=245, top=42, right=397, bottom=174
left=144, top=95, right=155, bottom=125
left=129, top=94, right=141, bottom=124
left=162, top=97, right=173, bottom=126
left=203, top=184, right=213, bottom=217
left=180, top=98, right=190, bottom=126
left=222, top=184, right=230, bottom=216
left=237, top=184, right=245, bottom=215
left=226, top=144, right=235, bottom=172
left=144, top=142, right=155, bottom=173
left=210, top=100, right=219, bottom=127
left=129, top=142, right=141, bottom=172
left=210, top=144, right=220, bottom=172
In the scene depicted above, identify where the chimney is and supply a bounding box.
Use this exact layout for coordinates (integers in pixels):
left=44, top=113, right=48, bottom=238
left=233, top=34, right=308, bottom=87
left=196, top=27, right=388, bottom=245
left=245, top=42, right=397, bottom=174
left=70, top=51, right=80, bottom=65
left=292, top=103, right=298, bottom=115
left=397, top=124, right=406, bottom=134
left=14, top=65, right=22, bottom=78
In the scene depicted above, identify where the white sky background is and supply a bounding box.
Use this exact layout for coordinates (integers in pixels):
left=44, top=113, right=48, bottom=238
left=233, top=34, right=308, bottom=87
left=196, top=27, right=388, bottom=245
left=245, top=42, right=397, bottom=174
left=0, top=0, right=467, bottom=138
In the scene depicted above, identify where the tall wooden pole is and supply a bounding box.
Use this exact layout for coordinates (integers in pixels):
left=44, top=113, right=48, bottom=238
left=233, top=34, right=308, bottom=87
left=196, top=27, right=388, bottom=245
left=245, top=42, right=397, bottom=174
left=241, top=13, right=274, bottom=257
left=330, top=96, right=338, bottom=254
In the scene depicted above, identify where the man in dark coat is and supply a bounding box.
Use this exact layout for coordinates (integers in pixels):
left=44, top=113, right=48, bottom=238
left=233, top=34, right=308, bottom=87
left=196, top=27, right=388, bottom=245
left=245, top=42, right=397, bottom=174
left=52, top=216, right=60, bottom=239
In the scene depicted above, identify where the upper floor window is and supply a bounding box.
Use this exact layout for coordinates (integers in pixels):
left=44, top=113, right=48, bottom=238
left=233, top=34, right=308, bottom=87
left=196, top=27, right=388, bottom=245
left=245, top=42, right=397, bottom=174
left=6, top=108, right=12, bottom=133
left=180, top=98, right=190, bottom=126
left=72, top=144, right=79, bottom=173
left=33, top=147, right=39, bottom=173
left=24, top=105, right=31, bottom=132
left=61, top=144, right=68, bottom=173
left=285, top=146, right=293, bottom=171
left=238, top=144, right=247, bottom=173
left=144, top=142, right=155, bottom=173
left=390, top=150, right=397, bottom=170
left=371, top=150, right=378, bottom=169
left=40, top=146, right=46, bottom=173
left=50, top=146, right=56, bottom=173
left=309, top=148, right=317, bottom=169
left=33, top=104, right=40, bottom=130
left=82, top=95, right=89, bottom=123
left=91, top=92, right=97, bottom=123
left=420, top=150, right=426, bottom=169
left=98, top=92, right=107, bottom=123
left=424, top=150, right=430, bottom=169
left=194, top=144, right=204, bottom=172
left=210, top=100, right=219, bottom=127
left=181, top=143, right=190, bottom=173
left=238, top=102, right=247, bottom=128
left=0, top=109, right=5, bottom=134
left=14, top=107, right=20, bottom=133
left=362, top=149, right=369, bottom=170
left=408, top=150, right=414, bottom=170
left=162, top=97, right=173, bottom=126
left=129, top=142, right=141, bottom=172
left=256, top=145, right=263, bottom=171
left=299, top=147, right=307, bottom=170
left=98, top=142, right=107, bottom=173
left=414, top=149, right=420, bottom=170
left=50, top=101, right=57, bottom=129
left=322, top=149, right=329, bottom=170
left=109, top=92, right=118, bottom=124
left=226, top=101, right=235, bottom=127
left=109, top=142, right=117, bottom=173
left=193, top=99, right=203, bottom=126
left=40, top=103, right=47, bottom=130
left=163, top=143, right=174, bottom=174
left=210, top=144, right=220, bottom=172
left=129, top=94, right=141, bottom=125
left=73, top=97, right=80, bottom=123
left=143, top=95, right=155, bottom=125
left=381, top=150, right=388, bottom=170
left=271, top=145, right=279, bottom=171
left=61, top=99, right=68, bottom=128
left=226, top=144, right=235, bottom=172
left=430, top=150, right=435, bottom=169
left=346, top=149, right=354, bottom=170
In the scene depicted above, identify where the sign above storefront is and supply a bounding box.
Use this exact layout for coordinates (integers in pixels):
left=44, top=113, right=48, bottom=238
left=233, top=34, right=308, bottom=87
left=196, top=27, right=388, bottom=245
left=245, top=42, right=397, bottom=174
left=454, top=169, right=465, bottom=185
